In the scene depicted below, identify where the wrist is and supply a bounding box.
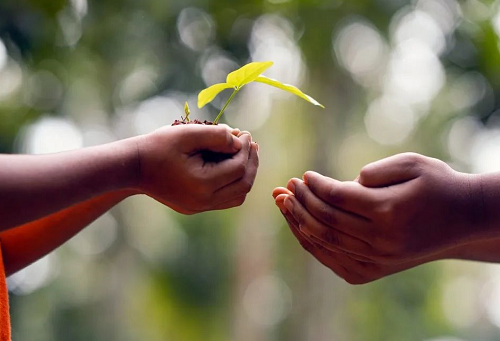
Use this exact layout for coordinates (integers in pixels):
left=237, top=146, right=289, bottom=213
left=451, top=172, right=490, bottom=243
left=464, top=172, right=499, bottom=240
left=104, top=137, right=143, bottom=193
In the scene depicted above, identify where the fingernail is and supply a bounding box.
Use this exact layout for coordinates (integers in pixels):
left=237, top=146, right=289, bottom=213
left=284, top=197, right=294, bottom=212
left=287, top=180, right=295, bottom=193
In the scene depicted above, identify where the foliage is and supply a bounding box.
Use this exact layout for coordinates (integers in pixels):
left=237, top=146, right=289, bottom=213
left=198, top=61, right=324, bottom=123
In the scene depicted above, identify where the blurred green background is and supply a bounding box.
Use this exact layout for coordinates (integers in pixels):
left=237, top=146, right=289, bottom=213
left=2, top=0, right=500, bottom=340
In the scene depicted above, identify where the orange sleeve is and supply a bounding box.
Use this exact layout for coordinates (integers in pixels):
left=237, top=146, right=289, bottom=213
left=0, top=243, right=11, bottom=341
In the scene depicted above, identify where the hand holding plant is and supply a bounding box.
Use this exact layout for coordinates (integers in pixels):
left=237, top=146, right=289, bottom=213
left=136, top=124, right=258, bottom=214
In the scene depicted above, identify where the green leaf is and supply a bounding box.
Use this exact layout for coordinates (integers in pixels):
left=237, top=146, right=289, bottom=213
left=226, top=61, right=273, bottom=89
left=255, top=76, right=325, bottom=108
left=184, top=102, right=191, bottom=121
left=198, top=83, right=234, bottom=108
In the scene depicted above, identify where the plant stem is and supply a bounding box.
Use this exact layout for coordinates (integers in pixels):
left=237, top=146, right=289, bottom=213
left=214, top=88, right=238, bottom=124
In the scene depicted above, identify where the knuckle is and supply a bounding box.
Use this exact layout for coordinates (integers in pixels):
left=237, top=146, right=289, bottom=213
left=401, top=152, right=423, bottom=163
left=400, top=152, right=425, bottom=170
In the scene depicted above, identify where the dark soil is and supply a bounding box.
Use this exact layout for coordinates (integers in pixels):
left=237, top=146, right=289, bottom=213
left=171, top=119, right=216, bottom=126
left=171, top=117, right=232, bottom=163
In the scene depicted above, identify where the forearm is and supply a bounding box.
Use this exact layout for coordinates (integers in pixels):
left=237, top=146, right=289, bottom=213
left=0, top=137, right=139, bottom=231
left=0, top=190, right=135, bottom=276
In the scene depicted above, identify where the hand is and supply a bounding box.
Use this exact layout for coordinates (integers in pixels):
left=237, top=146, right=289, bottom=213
left=137, top=124, right=259, bottom=214
left=273, top=187, right=456, bottom=284
left=273, top=153, right=486, bottom=281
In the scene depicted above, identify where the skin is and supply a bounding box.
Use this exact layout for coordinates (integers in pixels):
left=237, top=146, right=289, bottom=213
left=273, top=152, right=500, bottom=284
left=0, top=124, right=259, bottom=276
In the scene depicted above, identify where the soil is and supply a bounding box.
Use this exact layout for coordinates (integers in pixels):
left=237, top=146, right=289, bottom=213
left=171, top=118, right=216, bottom=126
left=171, top=117, right=232, bottom=163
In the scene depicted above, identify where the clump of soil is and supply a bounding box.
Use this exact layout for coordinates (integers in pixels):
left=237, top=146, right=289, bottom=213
left=171, top=119, right=216, bottom=126
left=172, top=116, right=233, bottom=163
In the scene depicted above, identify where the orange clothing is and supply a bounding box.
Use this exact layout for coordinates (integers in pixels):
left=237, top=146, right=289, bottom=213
left=0, top=243, right=11, bottom=341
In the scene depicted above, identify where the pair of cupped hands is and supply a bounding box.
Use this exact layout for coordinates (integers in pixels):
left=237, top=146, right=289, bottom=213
left=141, top=124, right=490, bottom=284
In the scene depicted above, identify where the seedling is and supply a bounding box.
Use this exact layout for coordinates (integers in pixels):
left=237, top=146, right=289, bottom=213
left=183, top=101, right=191, bottom=122
left=173, top=61, right=324, bottom=126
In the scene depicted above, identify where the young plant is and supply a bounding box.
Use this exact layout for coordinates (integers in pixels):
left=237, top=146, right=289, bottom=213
left=197, top=61, right=324, bottom=124
left=183, top=101, right=191, bottom=122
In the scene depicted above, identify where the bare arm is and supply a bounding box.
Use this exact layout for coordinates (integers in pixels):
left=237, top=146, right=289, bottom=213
left=0, top=138, right=138, bottom=231
left=0, top=125, right=259, bottom=276
left=0, top=190, right=135, bottom=276
left=0, top=124, right=259, bottom=232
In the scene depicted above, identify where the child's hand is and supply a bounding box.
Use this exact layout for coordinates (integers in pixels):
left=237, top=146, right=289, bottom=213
left=273, top=153, right=485, bottom=275
left=137, top=124, right=258, bottom=214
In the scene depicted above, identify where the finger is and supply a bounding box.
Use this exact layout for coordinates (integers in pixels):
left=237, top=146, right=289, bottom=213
left=217, top=124, right=241, bottom=137
left=180, top=124, right=244, bottom=154
left=203, top=134, right=252, bottom=189
left=307, top=234, right=374, bottom=262
left=237, top=130, right=251, bottom=137
left=277, top=196, right=373, bottom=281
left=276, top=194, right=324, bottom=253
left=212, top=141, right=259, bottom=202
left=291, top=180, right=372, bottom=241
left=301, top=172, right=381, bottom=218
left=276, top=197, right=352, bottom=279
left=272, top=187, right=293, bottom=199
left=307, top=245, right=371, bottom=284
left=283, top=195, right=373, bottom=259
left=358, top=152, right=424, bottom=187
left=277, top=191, right=372, bottom=262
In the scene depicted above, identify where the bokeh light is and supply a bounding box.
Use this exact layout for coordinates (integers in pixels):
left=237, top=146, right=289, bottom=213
left=177, top=8, right=216, bottom=52
left=20, top=117, right=83, bottom=154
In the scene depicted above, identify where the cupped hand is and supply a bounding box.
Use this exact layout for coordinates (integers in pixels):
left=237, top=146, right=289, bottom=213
left=273, top=188, right=459, bottom=284
left=273, top=153, right=485, bottom=281
left=137, top=124, right=259, bottom=214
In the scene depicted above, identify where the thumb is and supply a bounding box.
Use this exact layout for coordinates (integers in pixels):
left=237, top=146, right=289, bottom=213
left=180, top=125, right=244, bottom=154
left=358, top=152, right=423, bottom=187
